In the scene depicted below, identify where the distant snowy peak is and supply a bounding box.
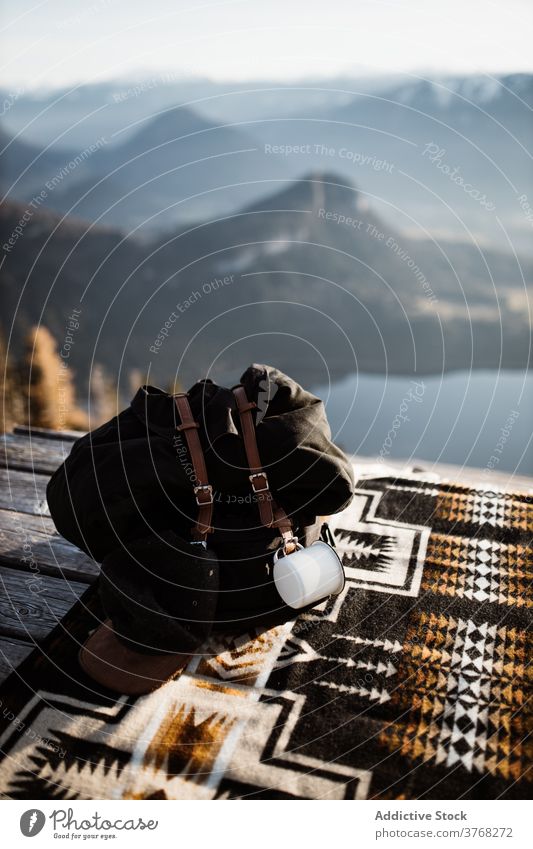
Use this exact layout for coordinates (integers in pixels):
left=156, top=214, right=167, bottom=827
left=388, top=73, right=532, bottom=110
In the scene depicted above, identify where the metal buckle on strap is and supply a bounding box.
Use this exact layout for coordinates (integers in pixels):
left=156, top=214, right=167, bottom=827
left=249, top=472, right=269, bottom=493
left=194, top=484, right=213, bottom=505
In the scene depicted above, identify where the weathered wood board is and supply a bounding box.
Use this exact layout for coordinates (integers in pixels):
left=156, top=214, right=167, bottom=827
left=0, top=564, right=88, bottom=642
left=0, top=426, right=91, bottom=684
left=0, top=509, right=98, bottom=583
left=1, top=432, right=72, bottom=475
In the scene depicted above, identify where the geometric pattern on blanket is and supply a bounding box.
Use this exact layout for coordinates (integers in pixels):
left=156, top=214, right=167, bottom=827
left=0, top=473, right=531, bottom=799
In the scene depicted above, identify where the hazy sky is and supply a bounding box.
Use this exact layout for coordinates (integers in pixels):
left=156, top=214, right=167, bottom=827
left=1, top=0, right=531, bottom=90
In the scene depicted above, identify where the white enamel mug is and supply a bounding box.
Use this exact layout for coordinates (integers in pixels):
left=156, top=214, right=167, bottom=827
left=273, top=541, right=345, bottom=609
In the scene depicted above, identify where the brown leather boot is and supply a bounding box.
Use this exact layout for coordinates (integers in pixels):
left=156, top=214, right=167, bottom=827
left=78, top=619, right=192, bottom=696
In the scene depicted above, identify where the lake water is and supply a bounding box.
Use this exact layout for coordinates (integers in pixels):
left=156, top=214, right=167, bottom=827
left=313, top=370, right=532, bottom=477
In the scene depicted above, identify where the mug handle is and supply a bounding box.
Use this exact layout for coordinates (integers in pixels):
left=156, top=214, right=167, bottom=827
left=273, top=541, right=304, bottom=562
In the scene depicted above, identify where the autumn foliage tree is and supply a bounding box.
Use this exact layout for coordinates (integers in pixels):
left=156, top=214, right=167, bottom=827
left=0, top=329, right=24, bottom=434
left=1, top=326, right=139, bottom=435
left=89, top=363, right=118, bottom=426
left=23, top=325, right=88, bottom=430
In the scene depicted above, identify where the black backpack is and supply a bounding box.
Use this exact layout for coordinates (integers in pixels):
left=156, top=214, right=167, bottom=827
left=47, top=364, right=354, bottom=653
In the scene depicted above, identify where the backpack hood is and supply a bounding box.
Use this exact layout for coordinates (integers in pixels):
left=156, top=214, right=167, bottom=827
left=130, top=363, right=341, bottom=462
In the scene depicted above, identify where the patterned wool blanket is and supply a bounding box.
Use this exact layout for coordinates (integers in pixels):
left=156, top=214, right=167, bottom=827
left=0, top=472, right=531, bottom=799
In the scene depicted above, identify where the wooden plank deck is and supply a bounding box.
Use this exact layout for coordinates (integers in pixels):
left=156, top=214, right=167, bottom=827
left=0, top=427, right=97, bottom=684
left=0, top=426, right=530, bottom=686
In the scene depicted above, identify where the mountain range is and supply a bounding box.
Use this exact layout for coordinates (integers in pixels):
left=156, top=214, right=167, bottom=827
left=1, top=73, right=532, bottom=248
left=0, top=105, right=290, bottom=231
left=2, top=172, right=530, bottom=396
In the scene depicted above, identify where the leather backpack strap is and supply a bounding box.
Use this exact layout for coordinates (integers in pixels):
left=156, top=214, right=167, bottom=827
left=174, top=393, right=214, bottom=542
left=232, top=385, right=296, bottom=552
